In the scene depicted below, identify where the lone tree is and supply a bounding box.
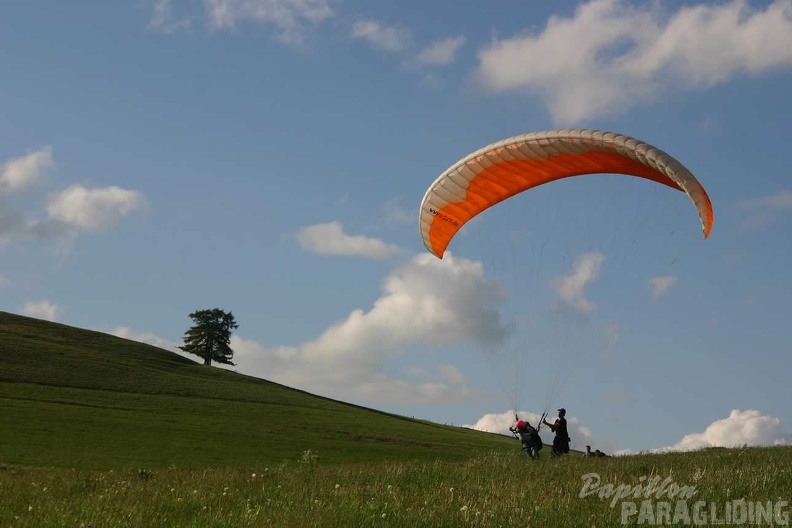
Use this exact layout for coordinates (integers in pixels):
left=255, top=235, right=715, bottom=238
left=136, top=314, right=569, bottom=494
left=179, top=308, right=238, bottom=366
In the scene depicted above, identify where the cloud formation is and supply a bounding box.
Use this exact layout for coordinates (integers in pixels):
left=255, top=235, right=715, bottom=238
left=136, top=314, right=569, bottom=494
left=148, top=0, right=334, bottom=43
left=21, top=301, right=60, bottom=322
left=0, top=149, right=145, bottom=246
left=148, top=0, right=192, bottom=32
left=553, top=251, right=604, bottom=315
left=108, top=326, right=182, bottom=353
left=46, top=185, right=146, bottom=231
left=296, top=221, right=403, bottom=259
left=204, top=0, right=333, bottom=43
left=474, top=0, right=792, bottom=124
left=230, top=252, right=510, bottom=404
left=351, top=19, right=412, bottom=52
left=0, top=147, right=53, bottom=193
left=736, top=190, right=792, bottom=230
left=648, top=275, right=677, bottom=301
left=409, top=36, right=466, bottom=67
left=659, top=409, right=789, bottom=452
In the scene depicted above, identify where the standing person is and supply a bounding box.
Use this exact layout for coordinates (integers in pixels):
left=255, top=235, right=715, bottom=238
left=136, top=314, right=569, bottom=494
left=543, top=408, right=570, bottom=457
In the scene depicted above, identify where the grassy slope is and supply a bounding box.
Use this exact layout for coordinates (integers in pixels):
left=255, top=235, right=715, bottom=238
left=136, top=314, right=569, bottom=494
left=0, top=311, right=516, bottom=470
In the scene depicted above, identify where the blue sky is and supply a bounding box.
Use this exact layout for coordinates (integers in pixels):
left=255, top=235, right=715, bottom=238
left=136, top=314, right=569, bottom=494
left=2, top=0, right=791, bottom=454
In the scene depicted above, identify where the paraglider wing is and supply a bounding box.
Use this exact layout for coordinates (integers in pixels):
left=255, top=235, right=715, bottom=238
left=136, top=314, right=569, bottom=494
left=418, top=129, right=713, bottom=259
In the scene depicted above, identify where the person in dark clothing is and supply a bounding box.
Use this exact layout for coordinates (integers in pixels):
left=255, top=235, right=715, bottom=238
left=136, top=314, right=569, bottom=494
left=543, top=408, right=571, bottom=457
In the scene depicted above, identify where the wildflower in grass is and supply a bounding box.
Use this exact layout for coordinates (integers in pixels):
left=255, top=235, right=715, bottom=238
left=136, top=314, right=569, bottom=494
left=251, top=473, right=257, bottom=479
left=460, top=505, right=468, bottom=512
left=381, top=513, right=387, bottom=518
left=28, top=506, right=32, bottom=512
left=335, top=484, right=340, bottom=490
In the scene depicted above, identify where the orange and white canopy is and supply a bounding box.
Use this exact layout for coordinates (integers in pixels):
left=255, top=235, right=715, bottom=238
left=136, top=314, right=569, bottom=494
left=419, top=129, right=713, bottom=259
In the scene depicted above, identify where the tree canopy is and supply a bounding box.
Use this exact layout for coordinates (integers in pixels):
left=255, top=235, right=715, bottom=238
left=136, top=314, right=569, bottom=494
left=179, top=308, right=238, bottom=366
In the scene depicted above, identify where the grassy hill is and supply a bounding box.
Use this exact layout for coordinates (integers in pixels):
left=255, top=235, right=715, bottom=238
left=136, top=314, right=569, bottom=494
left=0, top=311, right=517, bottom=470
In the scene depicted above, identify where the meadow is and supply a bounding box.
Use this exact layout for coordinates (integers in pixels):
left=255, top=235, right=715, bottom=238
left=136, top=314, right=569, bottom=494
left=2, top=311, right=791, bottom=526
left=2, top=447, right=791, bottom=527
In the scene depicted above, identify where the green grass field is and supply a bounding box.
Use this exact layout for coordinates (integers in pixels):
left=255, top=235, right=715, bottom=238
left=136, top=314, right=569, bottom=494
left=0, top=311, right=517, bottom=469
left=2, top=447, right=790, bottom=526
left=2, top=310, right=790, bottom=527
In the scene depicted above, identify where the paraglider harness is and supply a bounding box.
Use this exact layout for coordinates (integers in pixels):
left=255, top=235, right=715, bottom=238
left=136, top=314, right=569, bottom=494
left=510, top=412, right=546, bottom=459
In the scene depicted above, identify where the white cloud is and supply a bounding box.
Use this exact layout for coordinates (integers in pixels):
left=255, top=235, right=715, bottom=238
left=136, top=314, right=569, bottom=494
left=738, top=190, right=792, bottom=210
left=409, top=36, right=466, bottom=67
left=149, top=0, right=192, bottom=32
left=0, top=147, right=53, bottom=193
left=20, top=301, right=60, bottom=322
left=46, top=185, right=145, bottom=231
left=108, top=326, right=183, bottom=354
left=552, top=251, right=604, bottom=315
left=463, top=409, right=611, bottom=452
left=474, top=0, right=792, bottom=124
left=648, top=275, right=677, bottom=301
left=736, top=190, right=792, bottom=230
left=229, top=252, right=510, bottom=404
left=351, top=19, right=412, bottom=52
left=203, top=0, right=333, bottom=44
left=657, top=410, right=789, bottom=452
left=296, top=221, right=403, bottom=259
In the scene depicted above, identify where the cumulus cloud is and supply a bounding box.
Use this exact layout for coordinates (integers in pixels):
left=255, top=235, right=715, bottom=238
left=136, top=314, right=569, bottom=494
left=296, top=221, right=403, bottom=259
left=736, top=190, right=792, bottom=230
left=0, top=147, right=53, bottom=193
left=0, top=148, right=144, bottom=246
left=474, top=0, right=792, bottom=124
left=552, top=251, right=604, bottom=315
left=108, top=326, right=182, bottom=353
left=21, top=301, right=60, bottom=322
left=351, top=19, right=412, bottom=52
left=45, top=185, right=145, bottom=231
left=203, top=0, right=333, bottom=44
left=149, top=0, right=191, bottom=32
left=408, top=36, right=466, bottom=67
left=648, top=275, right=677, bottom=301
left=657, top=409, right=789, bottom=452
left=229, top=252, right=510, bottom=404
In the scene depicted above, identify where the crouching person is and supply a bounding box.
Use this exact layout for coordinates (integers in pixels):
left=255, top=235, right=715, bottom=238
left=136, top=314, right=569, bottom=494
left=510, top=418, right=543, bottom=459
